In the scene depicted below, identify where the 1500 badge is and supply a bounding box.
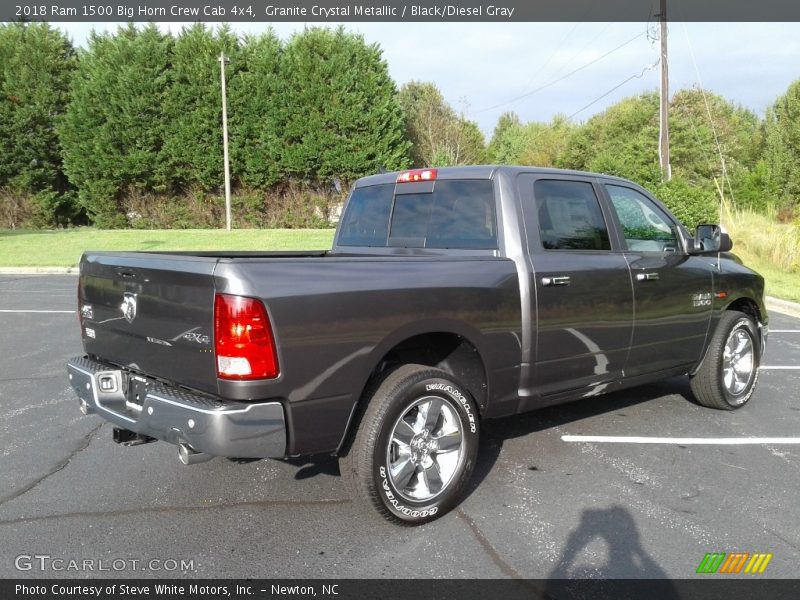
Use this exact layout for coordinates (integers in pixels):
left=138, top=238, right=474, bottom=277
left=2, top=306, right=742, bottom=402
left=692, top=292, right=713, bottom=307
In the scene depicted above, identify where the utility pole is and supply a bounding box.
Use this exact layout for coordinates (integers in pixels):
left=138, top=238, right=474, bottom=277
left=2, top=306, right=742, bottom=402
left=219, top=52, right=232, bottom=231
left=659, top=0, right=671, bottom=182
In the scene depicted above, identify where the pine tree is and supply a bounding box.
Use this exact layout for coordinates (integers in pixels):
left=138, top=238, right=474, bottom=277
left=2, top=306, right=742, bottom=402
left=229, top=30, right=283, bottom=189
left=162, top=24, right=239, bottom=192
left=0, top=23, right=77, bottom=226
left=59, top=24, right=172, bottom=227
left=279, top=27, right=409, bottom=187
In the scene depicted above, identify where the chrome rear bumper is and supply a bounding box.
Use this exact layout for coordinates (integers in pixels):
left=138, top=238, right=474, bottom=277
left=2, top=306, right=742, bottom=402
left=66, top=356, right=286, bottom=458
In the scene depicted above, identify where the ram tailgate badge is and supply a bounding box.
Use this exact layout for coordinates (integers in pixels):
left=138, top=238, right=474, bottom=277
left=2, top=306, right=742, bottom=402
left=121, top=292, right=137, bottom=324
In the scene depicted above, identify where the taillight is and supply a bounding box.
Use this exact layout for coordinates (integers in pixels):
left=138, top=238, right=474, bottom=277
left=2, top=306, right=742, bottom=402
left=214, top=293, right=279, bottom=380
left=396, top=168, right=437, bottom=183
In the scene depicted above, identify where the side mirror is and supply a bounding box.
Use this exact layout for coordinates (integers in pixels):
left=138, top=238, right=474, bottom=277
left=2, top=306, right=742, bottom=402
left=688, top=224, right=733, bottom=254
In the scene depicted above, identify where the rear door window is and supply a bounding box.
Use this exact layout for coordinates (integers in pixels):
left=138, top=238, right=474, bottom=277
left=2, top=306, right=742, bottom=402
left=532, top=179, right=611, bottom=251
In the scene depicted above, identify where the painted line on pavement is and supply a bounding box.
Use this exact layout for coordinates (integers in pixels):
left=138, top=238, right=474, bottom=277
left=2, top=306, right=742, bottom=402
left=0, top=309, right=75, bottom=314
left=562, top=435, right=800, bottom=445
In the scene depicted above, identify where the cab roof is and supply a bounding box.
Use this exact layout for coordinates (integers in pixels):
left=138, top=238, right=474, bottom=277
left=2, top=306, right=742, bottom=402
left=354, top=165, right=636, bottom=188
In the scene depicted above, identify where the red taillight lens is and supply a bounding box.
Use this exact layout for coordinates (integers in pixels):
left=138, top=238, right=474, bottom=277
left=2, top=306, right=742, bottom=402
left=214, top=293, right=279, bottom=380
left=396, top=168, right=437, bottom=183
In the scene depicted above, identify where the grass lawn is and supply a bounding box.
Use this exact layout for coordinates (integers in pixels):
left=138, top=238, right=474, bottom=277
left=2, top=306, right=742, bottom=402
left=732, top=249, right=800, bottom=304
left=0, top=228, right=335, bottom=267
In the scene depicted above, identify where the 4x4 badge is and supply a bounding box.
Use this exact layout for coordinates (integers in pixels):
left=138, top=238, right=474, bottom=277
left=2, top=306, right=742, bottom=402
left=121, top=292, right=137, bottom=323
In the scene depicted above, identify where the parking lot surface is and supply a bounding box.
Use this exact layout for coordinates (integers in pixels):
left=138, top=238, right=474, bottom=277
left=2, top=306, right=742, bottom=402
left=1, top=275, right=799, bottom=578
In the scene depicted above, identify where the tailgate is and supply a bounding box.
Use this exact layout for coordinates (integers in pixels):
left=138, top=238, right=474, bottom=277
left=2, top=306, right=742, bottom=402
left=79, top=252, right=219, bottom=395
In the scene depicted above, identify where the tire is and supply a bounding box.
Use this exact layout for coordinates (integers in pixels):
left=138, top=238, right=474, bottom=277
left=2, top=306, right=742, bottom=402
left=339, top=364, right=480, bottom=525
left=690, top=310, right=760, bottom=410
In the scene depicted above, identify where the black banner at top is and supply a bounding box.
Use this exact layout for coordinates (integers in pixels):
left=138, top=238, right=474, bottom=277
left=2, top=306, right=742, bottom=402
left=4, top=0, right=800, bottom=23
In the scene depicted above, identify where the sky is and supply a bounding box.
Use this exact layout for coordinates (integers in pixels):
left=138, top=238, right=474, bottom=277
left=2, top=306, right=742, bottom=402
left=58, top=21, right=800, bottom=137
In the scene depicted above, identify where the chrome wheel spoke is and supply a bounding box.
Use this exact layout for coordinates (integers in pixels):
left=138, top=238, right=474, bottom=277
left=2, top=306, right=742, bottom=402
left=422, top=462, right=444, bottom=495
left=392, top=419, right=416, bottom=446
left=416, top=399, right=444, bottom=432
left=434, top=429, right=462, bottom=453
left=734, top=332, right=749, bottom=355
left=390, top=457, right=417, bottom=490
left=734, top=356, right=753, bottom=376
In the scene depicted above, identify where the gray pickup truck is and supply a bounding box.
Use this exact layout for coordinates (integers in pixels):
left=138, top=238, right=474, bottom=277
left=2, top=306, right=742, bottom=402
left=67, top=166, right=768, bottom=524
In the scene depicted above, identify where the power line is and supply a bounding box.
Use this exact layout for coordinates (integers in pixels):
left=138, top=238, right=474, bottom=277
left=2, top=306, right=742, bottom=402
left=537, top=23, right=613, bottom=88
left=471, top=30, right=647, bottom=117
left=681, top=22, right=736, bottom=210
left=515, top=23, right=581, bottom=92
left=567, top=60, right=659, bottom=120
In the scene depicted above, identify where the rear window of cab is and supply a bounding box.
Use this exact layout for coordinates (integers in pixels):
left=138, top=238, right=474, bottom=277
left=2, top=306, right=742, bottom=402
left=337, top=179, right=498, bottom=249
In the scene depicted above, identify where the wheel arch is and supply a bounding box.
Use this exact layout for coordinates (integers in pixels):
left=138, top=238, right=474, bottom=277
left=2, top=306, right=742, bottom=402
left=336, top=323, right=489, bottom=454
left=725, top=296, right=763, bottom=324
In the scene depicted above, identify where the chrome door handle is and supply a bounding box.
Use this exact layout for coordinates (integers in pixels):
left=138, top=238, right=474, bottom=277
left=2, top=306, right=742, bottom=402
left=542, top=276, right=571, bottom=286
left=635, top=272, right=660, bottom=281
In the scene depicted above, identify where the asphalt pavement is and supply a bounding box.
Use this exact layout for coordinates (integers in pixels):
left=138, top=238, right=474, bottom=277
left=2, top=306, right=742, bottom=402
left=1, top=275, right=799, bottom=579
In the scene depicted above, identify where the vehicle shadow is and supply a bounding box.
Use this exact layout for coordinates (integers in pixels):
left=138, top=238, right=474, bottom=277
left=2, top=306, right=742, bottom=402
left=283, top=455, right=341, bottom=480
left=268, top=377, right=695, bottom=489
left=466, top=376, right=695, bottom=498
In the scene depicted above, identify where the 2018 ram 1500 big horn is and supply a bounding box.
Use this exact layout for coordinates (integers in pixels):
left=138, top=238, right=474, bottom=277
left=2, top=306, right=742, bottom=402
left=67, top=166, right=768, bottom=524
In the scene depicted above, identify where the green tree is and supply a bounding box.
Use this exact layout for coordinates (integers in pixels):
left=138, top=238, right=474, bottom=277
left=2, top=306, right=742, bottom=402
left=279, top=27, right=409, bottom=187
left=398, top=81, right=486, bottom=167
left=162, top=24, right=240, bottom=192
left=487, top=111, right=520, bottom=161
left=559, top=93, right=662, bottom=185
left=59, top=24, right=172, bottom=227
left=489, top=114, right=574, bottom=167
left=0, top=23, right=77, bottom=227
left=559, top=89, right=762, bottom=224
left=229, top=30, right=283, bottom=189
left=669, top=88, right=761, bottom=193
left=764, top=80, right=800, bottom=212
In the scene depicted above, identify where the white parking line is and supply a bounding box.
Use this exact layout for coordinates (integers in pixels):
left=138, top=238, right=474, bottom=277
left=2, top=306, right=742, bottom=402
left=760, top=366, right=800, bottom=370
left=771, top=330, right=800, bottom=333
left=0, top=309, right=75, bottom=313
left=562, top=435, right=800, bottom=445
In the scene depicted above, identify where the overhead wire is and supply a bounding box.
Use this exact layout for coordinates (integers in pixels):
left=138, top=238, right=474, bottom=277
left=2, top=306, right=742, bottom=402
left=470, top=29, right=647, bottom=116
left=515, top=23, right=581, bottom=93
left=567, top=60, right=659, bottom=120
left=681, top=22, right=736, bottom=212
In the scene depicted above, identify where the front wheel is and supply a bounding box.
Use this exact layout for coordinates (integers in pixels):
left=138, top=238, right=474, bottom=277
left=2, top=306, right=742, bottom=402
left=339, top=364, right=480, bottom=525
left=690, top=310, right=760, bottom=410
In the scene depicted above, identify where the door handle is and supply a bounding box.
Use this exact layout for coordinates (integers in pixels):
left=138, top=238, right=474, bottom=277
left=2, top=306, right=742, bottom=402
left=541, top=276, right=571, bottom=286
left=635, top=272, right=660, bottom=281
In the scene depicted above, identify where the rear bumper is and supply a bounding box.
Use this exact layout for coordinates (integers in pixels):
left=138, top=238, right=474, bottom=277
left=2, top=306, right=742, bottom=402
left=66, top=356, right=286, bottom=458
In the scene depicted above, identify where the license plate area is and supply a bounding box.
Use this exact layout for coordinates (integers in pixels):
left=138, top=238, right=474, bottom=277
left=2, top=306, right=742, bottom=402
left=126, top=374, right=150, bottom=414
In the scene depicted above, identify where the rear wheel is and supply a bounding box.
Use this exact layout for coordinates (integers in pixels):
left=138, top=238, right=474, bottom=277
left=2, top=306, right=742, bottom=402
left=339, top=364, right=479, bottom=525
left=690, top=310, right=760, bottom=410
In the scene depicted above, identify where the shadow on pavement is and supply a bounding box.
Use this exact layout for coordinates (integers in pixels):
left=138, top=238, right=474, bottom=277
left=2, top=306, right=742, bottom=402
left=466, top=376, right=694, bottom=499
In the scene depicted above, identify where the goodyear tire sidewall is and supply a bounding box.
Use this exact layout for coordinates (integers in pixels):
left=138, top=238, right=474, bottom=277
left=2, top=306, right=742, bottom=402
left=373, top=375, right=479, bottom=523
